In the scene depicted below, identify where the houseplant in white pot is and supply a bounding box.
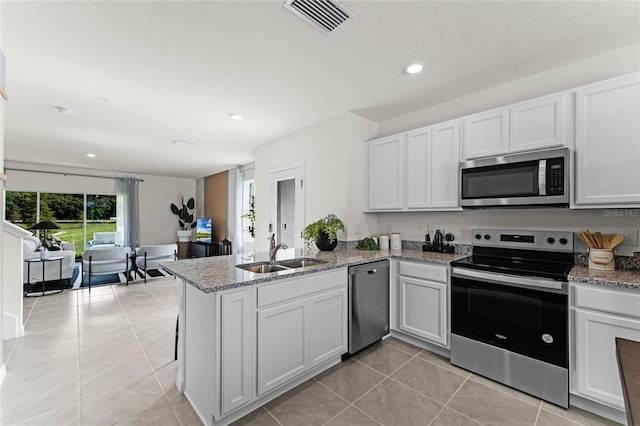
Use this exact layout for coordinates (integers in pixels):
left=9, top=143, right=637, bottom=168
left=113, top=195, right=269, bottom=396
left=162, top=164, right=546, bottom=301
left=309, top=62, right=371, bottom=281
left=170, top=197, right=196, bottom=241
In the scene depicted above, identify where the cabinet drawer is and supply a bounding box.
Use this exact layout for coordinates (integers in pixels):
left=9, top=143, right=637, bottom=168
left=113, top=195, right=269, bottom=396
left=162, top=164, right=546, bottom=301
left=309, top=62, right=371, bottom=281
left=573, top=283, right=640, bottom=319
left=398, top=261, right=447, bottom=283
left=257, top=269, right=347, bottom=308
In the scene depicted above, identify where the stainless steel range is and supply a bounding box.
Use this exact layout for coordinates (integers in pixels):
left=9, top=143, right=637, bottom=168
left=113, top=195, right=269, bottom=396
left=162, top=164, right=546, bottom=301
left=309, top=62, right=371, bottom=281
left=450, top=229, right=574, bottom=408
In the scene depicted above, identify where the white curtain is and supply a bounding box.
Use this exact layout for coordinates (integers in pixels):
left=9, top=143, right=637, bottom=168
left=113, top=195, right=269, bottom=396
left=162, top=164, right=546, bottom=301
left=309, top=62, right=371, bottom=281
left=116, top=177, right=140, bottom=248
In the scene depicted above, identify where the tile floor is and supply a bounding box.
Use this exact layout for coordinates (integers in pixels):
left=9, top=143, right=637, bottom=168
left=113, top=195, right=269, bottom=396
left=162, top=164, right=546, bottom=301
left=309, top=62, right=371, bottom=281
left=1, top=279, right=620, bottom=426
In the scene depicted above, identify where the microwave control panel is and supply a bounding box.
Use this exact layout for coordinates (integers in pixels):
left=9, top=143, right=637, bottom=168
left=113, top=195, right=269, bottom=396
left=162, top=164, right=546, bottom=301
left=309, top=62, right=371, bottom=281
left=546, top=157, right=565, bottom=195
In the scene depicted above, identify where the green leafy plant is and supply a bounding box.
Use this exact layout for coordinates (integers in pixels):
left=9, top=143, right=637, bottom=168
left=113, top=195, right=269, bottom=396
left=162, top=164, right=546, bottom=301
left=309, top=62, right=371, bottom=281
left=170, top=197, right=196, bottom=230
left=303, top=214, right=345, bottom=249
left=241, top=195, right=256, bottom=238
left=356, top=237, right=380, bottom=251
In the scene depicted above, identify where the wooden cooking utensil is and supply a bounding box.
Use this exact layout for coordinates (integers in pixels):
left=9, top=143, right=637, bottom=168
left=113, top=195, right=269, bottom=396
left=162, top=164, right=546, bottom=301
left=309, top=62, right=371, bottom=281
left=609, top=234, right=624, bottom=249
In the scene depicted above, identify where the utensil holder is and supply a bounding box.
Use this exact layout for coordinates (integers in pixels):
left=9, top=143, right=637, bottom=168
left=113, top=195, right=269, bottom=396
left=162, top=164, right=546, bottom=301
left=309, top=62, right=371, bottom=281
left=588, top=248, right=614, bottom=271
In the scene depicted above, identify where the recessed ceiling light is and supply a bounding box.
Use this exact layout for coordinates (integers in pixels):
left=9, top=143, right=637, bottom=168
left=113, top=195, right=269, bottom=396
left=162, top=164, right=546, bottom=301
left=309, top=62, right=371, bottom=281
left=171, top=139, right=199, bottom=147
left=229, top=113, right=243, bottom=121
left=404, top=62, right=424, bottom=75
left=86, top=153, right=96, bottom=158
left=53, top=105, right=73, bottom=113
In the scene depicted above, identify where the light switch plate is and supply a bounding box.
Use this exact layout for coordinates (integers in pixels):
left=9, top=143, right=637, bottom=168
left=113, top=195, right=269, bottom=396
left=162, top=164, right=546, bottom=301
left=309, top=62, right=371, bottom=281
left=354, top=222, right=362, bottom=234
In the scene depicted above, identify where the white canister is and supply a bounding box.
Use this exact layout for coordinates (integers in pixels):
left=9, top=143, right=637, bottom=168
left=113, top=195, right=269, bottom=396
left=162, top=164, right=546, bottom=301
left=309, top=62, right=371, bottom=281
left=588, top=248, right=615, bottom=271
left=378, top=235, right=389, bottom=249
left=390, top=233, right=401, bottom=250
left=40, top=248, right=50, bottom=260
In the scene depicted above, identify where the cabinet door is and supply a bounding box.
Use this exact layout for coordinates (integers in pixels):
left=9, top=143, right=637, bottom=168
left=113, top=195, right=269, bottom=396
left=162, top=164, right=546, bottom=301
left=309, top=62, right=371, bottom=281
left=406, top=127, right=431, bottom=209
left=430, top=120, right=460, bottom=208
left=309, top=288, right=347, bottom=366
left=257, top=299, right=308, bottom=396
left=367, top=134, right=404, bottom=210
left=462, top=107, right=509, bottom=160
left=575, top=74, right=640, bottom=206
left=510, top=93, right=569, bottom=153
left=398, top=276, right=447, bottom=347
left=220, top=290, right=253, bottom=415
left=575, top=309, right=640, bottom=410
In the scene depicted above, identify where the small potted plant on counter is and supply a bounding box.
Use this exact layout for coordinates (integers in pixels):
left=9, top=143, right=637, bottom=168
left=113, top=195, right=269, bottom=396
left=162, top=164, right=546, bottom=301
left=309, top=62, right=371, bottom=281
left=303, top=213, right=345, bottom=251
left=170, top=196, right=196, bottom=241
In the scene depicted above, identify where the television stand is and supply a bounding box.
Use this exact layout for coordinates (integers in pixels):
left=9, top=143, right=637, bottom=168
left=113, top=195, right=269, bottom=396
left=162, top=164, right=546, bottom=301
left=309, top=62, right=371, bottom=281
left=190, top=241, right=218, bottom=258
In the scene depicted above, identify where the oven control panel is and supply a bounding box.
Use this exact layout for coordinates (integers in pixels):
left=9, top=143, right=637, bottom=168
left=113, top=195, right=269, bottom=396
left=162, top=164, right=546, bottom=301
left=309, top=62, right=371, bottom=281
left=472, top=229, right=574, bottom=252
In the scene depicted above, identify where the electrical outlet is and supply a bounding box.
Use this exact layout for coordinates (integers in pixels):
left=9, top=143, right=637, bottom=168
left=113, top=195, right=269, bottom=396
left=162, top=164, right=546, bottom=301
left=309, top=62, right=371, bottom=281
left=387, top=224, right=394, bottom=233
left=622, top=228, right=639, bottom=246
left=354, top=222, right=362, bottom=234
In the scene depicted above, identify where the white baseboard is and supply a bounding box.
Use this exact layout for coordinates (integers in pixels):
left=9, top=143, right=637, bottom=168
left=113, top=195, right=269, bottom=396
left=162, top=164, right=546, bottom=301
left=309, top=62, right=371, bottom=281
left=2, top=313, right=24, bottom=340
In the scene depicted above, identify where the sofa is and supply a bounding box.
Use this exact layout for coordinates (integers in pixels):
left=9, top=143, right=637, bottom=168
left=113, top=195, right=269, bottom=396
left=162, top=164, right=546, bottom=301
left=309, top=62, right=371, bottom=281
left=23, top=235, right=76, bottom=285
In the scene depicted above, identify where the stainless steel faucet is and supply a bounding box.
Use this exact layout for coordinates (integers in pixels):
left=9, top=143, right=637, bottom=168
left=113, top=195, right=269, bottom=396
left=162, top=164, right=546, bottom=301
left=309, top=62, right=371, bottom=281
left=269, top=234, right=288, bottom=261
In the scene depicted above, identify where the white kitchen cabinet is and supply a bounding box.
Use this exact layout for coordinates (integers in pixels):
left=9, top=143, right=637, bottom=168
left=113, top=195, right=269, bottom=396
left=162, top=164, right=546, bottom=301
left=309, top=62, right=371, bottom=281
left=220, top=290, right=253, bottom=415
left=309, top=287, right=348, bottom=366
left=395, top=261, right=449, bottom=348
left=462, top=107, right=509, bottom=160
left=406, top=127, right=431, bottom=209
left=367, top=134, right=404, bottom=210
left=430, top=120, right=461, bottom=208
left=574, top=73, right=640, bottom=206
left=571, top=281, right=640, bottom=411
left=257, top=298, right=308, bottom=396
left=510, top=93, right=570, bottom=153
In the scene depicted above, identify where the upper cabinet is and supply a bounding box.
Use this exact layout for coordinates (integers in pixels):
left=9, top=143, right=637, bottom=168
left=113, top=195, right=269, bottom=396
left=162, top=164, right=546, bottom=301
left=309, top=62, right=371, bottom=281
left=574, top=73, right=640, bottom=207
left=367, top=134, right=404, bottom=210
left=462, top=93, right=571, bottom=160
left=366, top=119, right=461, bottom=212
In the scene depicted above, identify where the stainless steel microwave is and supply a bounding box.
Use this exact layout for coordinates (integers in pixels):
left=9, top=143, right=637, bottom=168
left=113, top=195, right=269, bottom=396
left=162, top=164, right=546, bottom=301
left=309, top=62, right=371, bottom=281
left=460, top=147, right=569, bottom=208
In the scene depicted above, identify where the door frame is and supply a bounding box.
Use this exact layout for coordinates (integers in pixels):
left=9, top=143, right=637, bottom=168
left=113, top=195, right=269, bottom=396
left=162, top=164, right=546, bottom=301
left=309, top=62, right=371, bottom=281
left=268, top=162, right=305, bottom=252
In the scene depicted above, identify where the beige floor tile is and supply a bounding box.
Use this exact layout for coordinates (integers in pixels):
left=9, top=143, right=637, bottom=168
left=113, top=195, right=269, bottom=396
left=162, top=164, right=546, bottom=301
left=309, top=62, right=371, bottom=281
left=231, top=407, right=280, bottom=426
left=354, top=378, right=442, bottom=425
left=354, top=341, right=414, bottom=375
left=81, top=352, right=154, bottom=398
left=430, top=407, right=482, bottom=426
left=80, top=374, right=165, bottom=426
left=265, top=380, right=349, bottom=425
left=9, top=401, right=80, bottom=426
left=24, top=313, right=78, bottom=335
left=391, top=357, right=466, bottom=404
left=3, top=337, right=19, bottom=364
left=325, top=406, right=381, bottom=426
left=536, top=408, right=581, bottom=426
left=131, top=315, right=176, bottom=338
left=77, top=285, right=116, bottom=295
left=79, top=334, right=144, bottom=370
left=0, top=373, right=79, bottom=425
left=126, top=306, right=174, bottom=325
left=382, top=336, right=423, bottom=355
left=77, top=292, right=118, bottom=305
left=26, top=304, right=77, bottom=320
left=22, top=323, right=78, bottom=343
left=78, top=314, right=130, bottom=336
left=114, top=395, right=180, bottom=426
left=165, top=386, right=203, bottom=426
left=468, top=373, right=541, bottom=406
left=79, top=324, right=137, bottom=350
left=448, top=379, right=539, bottom=426
left=316, top=358, right=385, bottom=402
left=155, top=360, right=179, bottom=390
left=540, top=402, right=620, bottom=426
left=2, top=350, right=78, bottom=394
left=418, top=349, right=472, bottom=377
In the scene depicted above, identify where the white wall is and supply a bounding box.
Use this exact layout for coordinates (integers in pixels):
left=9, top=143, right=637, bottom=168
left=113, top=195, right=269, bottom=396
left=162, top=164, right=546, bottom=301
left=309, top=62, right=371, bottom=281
left=254, top=112, right=378, bottom=252
left=0, top=9, right=6, bottom=382
left=4, top=161, right=196, bottom=246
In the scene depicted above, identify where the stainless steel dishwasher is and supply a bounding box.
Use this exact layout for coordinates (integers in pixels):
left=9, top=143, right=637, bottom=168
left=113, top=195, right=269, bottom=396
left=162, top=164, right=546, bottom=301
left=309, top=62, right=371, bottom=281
left=347, top=260, right=390, bottom=356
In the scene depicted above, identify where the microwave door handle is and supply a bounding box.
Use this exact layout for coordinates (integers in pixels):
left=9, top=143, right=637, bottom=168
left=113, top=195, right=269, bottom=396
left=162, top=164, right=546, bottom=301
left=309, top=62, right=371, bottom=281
left=538, top=159, right=546, bottom=196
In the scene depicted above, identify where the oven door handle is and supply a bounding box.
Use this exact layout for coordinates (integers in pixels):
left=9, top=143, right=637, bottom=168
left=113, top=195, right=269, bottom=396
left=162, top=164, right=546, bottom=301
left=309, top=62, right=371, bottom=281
left=451, top=267, right=565, bottom=291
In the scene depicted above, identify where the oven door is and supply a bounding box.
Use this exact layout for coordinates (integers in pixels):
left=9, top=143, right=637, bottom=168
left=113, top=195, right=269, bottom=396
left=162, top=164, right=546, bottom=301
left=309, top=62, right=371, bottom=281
left=451, top=267, right=568, bottom=368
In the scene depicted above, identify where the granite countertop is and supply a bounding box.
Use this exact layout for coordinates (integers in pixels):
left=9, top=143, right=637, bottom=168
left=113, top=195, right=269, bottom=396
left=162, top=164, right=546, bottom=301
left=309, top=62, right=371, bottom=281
left=162, top=248, right=466, bottom=293
left=569, top=265, right=640, bottom=290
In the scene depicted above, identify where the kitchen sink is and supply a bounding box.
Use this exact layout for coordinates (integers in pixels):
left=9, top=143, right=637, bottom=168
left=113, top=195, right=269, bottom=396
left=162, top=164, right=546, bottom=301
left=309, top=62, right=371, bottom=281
left=236, top=262, right=291, bottom=273
left=276, top=258, right=327, bottom=268
left=236, top=258, right=327, bottom=274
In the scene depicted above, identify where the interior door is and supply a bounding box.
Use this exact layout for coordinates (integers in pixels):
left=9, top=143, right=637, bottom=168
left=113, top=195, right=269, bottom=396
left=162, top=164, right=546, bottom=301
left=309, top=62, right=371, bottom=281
left=268, top=164, right=304, bottom=253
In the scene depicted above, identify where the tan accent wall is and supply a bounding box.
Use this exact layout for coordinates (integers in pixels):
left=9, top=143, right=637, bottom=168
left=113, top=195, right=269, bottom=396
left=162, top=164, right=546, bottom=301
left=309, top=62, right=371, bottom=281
left=204, top=171, right=228, bottom=242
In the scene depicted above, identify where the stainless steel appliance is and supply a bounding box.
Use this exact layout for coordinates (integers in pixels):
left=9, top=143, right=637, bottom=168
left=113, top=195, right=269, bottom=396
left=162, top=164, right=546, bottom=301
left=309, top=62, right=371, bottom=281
left=460, top=147, right=569, bottom=208
left=347, top=260, right=390, bottom=356
left=450, top=229, right=574, bottom=408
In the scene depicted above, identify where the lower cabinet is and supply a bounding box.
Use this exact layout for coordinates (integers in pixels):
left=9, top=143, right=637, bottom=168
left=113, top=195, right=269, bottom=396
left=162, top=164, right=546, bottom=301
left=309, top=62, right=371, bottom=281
left=395, top=260, right=449, bottom=348
left=571, top=281, right=640, bottom=411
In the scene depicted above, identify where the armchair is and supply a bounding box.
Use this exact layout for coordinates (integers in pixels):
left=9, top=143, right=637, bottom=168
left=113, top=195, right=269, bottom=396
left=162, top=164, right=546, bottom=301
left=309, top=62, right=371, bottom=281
left=82, top=246, right=132, bottom=290
left=87, top=231, right=118, bottom=249
left=135, top=244, right=177, bottom=283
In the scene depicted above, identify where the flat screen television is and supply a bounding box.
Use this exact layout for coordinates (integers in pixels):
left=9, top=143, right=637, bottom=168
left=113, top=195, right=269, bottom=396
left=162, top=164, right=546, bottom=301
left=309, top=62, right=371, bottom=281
left=196, top=218, right=212, bottom=243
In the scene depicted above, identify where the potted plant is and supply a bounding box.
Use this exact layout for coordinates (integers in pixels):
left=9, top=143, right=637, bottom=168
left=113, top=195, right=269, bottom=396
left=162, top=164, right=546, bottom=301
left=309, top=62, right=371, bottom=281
left=303, top=213, right=345, bottom=251
left=170, top=196, right=196, bottom=241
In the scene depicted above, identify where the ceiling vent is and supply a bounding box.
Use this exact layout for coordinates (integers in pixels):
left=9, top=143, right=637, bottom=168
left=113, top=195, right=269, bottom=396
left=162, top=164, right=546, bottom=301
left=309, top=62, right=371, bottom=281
left=283, top=0, right=354, bottom=36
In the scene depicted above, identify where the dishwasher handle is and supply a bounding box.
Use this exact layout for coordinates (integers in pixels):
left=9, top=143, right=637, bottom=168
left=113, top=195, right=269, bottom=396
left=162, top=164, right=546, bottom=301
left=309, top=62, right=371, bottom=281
left=368, top=269, right=377, bottom=274
left=349, top=260, right=389, bottom=276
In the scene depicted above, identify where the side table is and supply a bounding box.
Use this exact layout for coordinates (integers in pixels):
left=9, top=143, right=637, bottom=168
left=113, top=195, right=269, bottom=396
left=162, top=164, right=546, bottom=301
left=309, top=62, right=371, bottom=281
left=24, top=256, right=64, bottom=297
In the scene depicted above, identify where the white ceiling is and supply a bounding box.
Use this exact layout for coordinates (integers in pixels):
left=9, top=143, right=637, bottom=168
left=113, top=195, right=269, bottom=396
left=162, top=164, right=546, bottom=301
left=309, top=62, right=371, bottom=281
left=2, top=1, right=638, bottom=179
